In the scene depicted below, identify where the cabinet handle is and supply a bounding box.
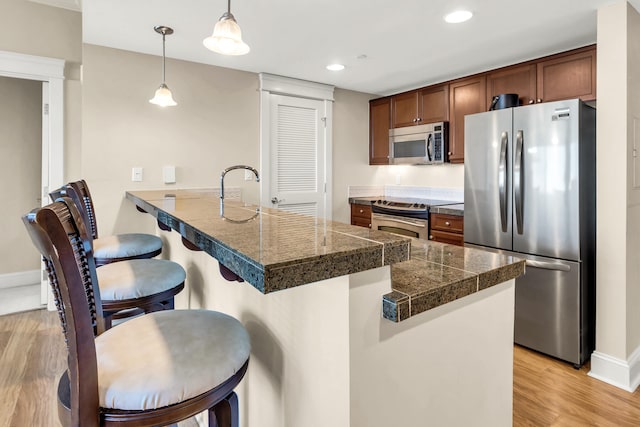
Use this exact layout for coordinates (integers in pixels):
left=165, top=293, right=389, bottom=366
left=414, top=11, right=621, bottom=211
left=417, top=118, right=422, bottom=122
left=368, top=224, right=372, bottom=228
left=359, top=209, right=364, bottom=214
left=412, top=118, right=417, bottom=123
left=448, top=151, right=452, bottom=156
left=445, top=221, right=451, bottom=226
left=528, top=100, right=534, bottom=104
left=429, top=235, right=433, bottom=239
left=537, top=98, right=542, bottom=103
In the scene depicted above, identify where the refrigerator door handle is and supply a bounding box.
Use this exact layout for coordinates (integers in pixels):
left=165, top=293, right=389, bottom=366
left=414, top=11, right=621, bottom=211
left=515, top=130, right=524, bottom=234
left=525, top=259, right=571, bottom=272
left=499, top=131, right=508, bottom=232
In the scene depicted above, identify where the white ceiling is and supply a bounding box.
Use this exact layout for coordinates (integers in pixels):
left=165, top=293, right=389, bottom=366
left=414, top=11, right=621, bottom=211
left=81, top=0, right=637, bottom=96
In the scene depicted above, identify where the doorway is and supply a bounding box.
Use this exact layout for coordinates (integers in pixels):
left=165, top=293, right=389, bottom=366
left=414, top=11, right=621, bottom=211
left=0, top=50, right=65, bottom=313
left=0, top=76, right=42, bottom=314
left=259, top=73, right=334, bottom=220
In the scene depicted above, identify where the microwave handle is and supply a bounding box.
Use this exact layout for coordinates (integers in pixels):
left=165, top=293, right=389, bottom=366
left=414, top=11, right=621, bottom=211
left=427, top=133, right=433, bottom=162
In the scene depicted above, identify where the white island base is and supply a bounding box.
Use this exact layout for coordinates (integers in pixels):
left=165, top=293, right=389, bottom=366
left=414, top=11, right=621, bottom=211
left=163, top=232, right=515, bottom=427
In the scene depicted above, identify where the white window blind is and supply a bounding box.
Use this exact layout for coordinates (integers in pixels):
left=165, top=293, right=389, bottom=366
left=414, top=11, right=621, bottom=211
left=276, top=104, right=317, bottom=193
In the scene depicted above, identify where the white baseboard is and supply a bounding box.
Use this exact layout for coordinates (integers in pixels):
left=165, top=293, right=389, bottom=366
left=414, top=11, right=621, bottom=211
left=0, top=270, right=40, bottom=290
left=588, top=346, right=640, bottom=392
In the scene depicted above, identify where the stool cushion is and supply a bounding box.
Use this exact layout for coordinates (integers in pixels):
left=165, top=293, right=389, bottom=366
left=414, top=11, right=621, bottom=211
left=96, top=259, right=186, bottom=301
left=95, top=309, right=251, bottom=410
left=93, top=233, right=163, bottom=260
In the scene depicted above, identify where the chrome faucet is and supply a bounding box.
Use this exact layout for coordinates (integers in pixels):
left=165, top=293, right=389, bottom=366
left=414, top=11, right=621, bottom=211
left=220, top=165, right=260, bottom=201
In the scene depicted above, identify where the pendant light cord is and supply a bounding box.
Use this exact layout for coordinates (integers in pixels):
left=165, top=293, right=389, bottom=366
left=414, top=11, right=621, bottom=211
left=227, top=0, right=231, bottom=13
left=162, top=31, right=166, bottom=84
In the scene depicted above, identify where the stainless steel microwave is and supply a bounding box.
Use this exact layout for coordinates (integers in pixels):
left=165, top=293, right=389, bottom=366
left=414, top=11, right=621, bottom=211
left=389, top=122, right=448, bottom=165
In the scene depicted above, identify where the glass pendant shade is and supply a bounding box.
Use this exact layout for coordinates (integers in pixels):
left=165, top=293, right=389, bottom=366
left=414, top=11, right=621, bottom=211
left=149, top=83, right=177, bottom=107
left=203, top=12, right=250, bottom=55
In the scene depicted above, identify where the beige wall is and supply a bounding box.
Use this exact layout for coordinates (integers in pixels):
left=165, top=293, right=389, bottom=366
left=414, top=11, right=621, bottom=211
left=0, top=76, right=42, bottom=274
left=626, top=2, right=640, bottom=355
left=595, top=1, right=640, bottom=364
left=0, top=0, right=83, bottom=183
left=0, top=0, right=81, bottom=63
left=81, top=44, right=261, bottom=235
left=82, top=45, right=464, bottom=233
left=0, top=0, right=81, bottom=276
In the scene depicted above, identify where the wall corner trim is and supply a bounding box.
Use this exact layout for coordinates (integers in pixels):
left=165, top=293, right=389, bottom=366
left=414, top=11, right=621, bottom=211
left=588, top=348, right=640, bottom=392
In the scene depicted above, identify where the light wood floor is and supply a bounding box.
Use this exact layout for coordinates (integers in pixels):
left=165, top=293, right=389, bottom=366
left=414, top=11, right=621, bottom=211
left=1, top=309, right=640, bottom=426
left=513, top=345, right=640, bottom=426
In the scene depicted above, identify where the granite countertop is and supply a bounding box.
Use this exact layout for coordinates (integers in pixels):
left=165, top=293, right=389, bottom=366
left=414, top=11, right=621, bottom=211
left=429, top=203, right=464, bottom=216
left=128, top=189, right=522, bottom=320
left=126, top=189, right=411, bottom=294
left=349, top=196, right=464, bottom=217
left=348, top=196, right=382, bottom=206
left=383, top=239, right=525, bottom=322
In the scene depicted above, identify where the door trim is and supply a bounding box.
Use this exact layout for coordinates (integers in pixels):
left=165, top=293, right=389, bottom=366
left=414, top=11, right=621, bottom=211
left=259, top=73, right=334, bottom=219
left=0, top=50, right=65, bottom=305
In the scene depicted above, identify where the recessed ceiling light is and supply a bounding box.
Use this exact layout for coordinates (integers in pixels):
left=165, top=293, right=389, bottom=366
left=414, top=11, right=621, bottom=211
left=326, top=63, right=345, bottom=71
left=444, top=10, right=473, bottom=24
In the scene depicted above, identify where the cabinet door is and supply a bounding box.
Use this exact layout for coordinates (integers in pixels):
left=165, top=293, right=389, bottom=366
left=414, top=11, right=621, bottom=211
left=351, top=204, right=372, bottom=228
left=430, top=213, right=463, bottom=233
left=536, top=46, right=596, bottom=103
left=369, top=97, right=391, bottom=165
left=448, top=75, right=486, bottom=163
left=487, top=64, right=537, bottom=107
left=391, top=91, right=419, bottom=128
left=429, top=230, right=464, bottom=246
left=419, top=84, right=449, bottom=123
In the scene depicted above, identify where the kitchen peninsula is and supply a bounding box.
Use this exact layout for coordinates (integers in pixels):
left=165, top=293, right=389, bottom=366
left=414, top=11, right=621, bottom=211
left=126, top=189, right=524, bottom=427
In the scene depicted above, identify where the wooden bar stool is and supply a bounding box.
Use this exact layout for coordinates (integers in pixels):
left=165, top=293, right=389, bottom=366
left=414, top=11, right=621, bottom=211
left=50, top=180, right=163, bottom=266
left=47, top=195, right=185, bottom=328
left=23, top=198, right=250, bottom=427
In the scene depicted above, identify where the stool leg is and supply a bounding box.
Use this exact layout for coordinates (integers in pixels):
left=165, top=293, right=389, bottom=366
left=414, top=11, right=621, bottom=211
left=208, top=392, right=239, bottom=427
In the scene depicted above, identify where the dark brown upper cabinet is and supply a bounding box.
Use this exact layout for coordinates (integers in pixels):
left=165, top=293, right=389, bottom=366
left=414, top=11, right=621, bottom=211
left=448, top=75, right=486, bottom=164
left=391, top=84, right=449, bottom=128
left=368, top=45, right=596, bottom=165
left=369, top=97, right=391, bottom=165
left=536, top=46, right=596, bottom=103
left=487, top=64, right=537, bottom=107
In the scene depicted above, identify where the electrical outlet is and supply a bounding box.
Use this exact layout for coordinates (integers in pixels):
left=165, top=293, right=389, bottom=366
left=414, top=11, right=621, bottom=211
left=163, top=166, right=176, bottom=184
left=244, top=169, right=254, bottom=181
left=132, top=167, right=143, bottom=182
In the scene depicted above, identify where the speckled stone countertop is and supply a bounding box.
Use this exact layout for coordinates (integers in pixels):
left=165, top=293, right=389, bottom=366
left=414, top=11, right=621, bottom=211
left=430, top=203, right=464, bottom=216
left=383, top=239, right=525, bottom=322
left=349, top=197, right=464, bottom=216
left=348, top=196, right=381, bottom=205
left=126, top=189, right=411, bottom=294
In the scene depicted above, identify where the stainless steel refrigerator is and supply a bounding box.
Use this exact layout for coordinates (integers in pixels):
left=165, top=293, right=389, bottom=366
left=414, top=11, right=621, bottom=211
left=464, top=99, right=596, bottom=367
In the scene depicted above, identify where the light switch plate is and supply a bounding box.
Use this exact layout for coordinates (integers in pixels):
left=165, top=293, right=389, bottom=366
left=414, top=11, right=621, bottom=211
left=132, top=167, right=143, bottom=182
left=163, top=165, right=176, bottom=184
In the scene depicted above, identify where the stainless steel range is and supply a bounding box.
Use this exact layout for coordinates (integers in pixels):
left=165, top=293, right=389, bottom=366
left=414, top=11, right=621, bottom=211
left=371, top=198, right=459, bottom=240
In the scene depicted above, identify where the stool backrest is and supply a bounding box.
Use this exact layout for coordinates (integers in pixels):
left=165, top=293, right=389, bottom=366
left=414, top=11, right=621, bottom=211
left=22, top=198, right=105, bottom=426
left=65, top=180, right=99, bottom=240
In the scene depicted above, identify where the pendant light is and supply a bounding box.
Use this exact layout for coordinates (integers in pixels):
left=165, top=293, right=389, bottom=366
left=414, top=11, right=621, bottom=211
left=203, top=0, right=250, bottom=56
left=149, top=26, right=177, bottom=107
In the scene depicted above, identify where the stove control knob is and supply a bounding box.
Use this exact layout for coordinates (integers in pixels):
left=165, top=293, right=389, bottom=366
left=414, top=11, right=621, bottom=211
left=383, top=200, right=389, bottom=205
left=420, top=204, right=426, bottom=209
left=376, top=200, right=382, bottom=204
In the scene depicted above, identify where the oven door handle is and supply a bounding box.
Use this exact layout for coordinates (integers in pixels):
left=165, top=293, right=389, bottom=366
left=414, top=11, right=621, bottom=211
left=374, top=216, right=426, bottom=228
